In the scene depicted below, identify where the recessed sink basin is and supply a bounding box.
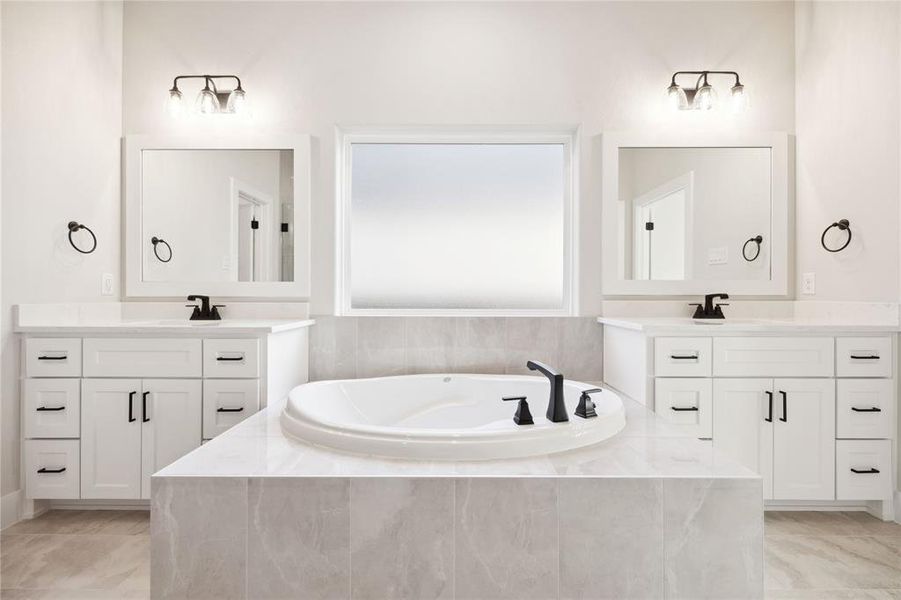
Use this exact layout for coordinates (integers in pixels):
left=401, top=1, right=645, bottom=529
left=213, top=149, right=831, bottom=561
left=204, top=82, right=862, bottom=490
left=127, top=319, right=222, bottom=327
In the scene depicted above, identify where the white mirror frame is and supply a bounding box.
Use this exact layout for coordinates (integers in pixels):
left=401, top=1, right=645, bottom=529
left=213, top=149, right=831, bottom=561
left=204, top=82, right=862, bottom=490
left=601, top=131, right=791, bottom=296
left=124, top=134, right=311, bottom=299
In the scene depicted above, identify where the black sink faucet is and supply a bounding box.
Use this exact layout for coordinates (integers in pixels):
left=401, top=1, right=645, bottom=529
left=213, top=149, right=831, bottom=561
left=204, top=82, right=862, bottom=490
left=526, top=360, right=569, bottom=423
left=690, top=293, right=729, bottom=319
left=186, top=295, right=224, bottom=321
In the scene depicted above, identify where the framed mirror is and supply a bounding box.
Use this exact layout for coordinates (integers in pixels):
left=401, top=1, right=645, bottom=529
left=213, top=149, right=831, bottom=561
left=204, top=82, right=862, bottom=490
left=124, top=135, right=310, bottom=298
left=601, top=132, right=790, bottom=296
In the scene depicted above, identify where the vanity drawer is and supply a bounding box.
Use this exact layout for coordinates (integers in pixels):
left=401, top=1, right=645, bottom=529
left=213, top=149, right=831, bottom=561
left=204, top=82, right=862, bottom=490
left=202, top=379, right=260, bottom=439
left=713, top=337, right=834, bottom=377
left=23, top=379, right=80, bottom=439
left=24, top=439, right=80, bottom=499
left=836, top=337, right=893, bottom=378
left=654, top=338, right=712, bottom=377
left=836, top=379, right=893, bottom=439
left=203, top=339, right=260, bottom=378
left=836, top=439, right=892, bottom=500
left=24, top=338, right=82, bottom=377
left=654, top=378, right=712, bottom=438
left=83, top=338, right=202, bottom=377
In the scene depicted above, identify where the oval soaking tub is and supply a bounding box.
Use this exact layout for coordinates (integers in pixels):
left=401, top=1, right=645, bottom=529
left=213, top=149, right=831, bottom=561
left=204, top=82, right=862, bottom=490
left=281, top=374, right=626, bottom=460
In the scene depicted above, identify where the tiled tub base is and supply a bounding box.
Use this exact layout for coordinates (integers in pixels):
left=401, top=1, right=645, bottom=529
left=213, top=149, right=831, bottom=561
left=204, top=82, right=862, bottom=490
left=151, top=475, right=763, bottom=600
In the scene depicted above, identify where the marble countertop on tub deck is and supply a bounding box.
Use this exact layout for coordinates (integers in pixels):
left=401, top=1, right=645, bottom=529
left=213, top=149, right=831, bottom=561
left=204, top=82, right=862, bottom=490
left=154, top=394, right=758, bottom=480
left=598, top=316, right=901, bottom=335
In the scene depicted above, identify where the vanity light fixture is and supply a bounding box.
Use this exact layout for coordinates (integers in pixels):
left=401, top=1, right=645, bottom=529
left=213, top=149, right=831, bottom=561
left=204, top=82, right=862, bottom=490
left=666, top=71, right=747, bottom=112
left=167, top=75, right=246, bottom=116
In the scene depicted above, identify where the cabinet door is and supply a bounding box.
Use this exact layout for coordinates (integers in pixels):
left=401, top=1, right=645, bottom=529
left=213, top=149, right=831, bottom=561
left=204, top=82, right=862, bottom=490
left=654, top=378, right=712, bottom=438
left=81, top=379, right=142, bottom=499
left=772, top=378, right=835, bottom=500
left=141, top=379, right=202, bottom=499
left=712, top=379, right=774, bottom=499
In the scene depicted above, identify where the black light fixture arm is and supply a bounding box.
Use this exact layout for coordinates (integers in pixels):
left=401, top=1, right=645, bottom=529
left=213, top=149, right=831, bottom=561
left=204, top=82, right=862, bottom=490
left=170, top=74, right=243, bottom=92
left=670, top=70, right=741, bottom=87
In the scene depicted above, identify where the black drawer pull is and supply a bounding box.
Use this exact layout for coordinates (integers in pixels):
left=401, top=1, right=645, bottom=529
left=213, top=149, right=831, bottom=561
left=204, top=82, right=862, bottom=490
left=851, top=467, right=880, bottom=474
left=670, top=406, right=699, bottom=412
left=37, top=467, right=66, bottom=474
left=850, top=355, right=880, bottom=360
left=779, top=391, right=787, bottom=422
left=216, top=356, right=245, bottom=362
left=765, top=391, right=773, bottom=422
left=851, top=406, right=882, bottom=413
left=36, top=406, right=65, bottom=412
left=670, top=355, right=699, bottom=360
left=37, top=355, right=67, bottom=361
left=217, top=407, right=245, bottom=413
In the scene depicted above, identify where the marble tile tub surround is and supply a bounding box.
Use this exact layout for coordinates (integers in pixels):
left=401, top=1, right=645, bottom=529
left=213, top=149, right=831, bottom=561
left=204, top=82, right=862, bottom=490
left=151, top=475, right=762, bottom=600
left=310, top=316, right=603, bottom=382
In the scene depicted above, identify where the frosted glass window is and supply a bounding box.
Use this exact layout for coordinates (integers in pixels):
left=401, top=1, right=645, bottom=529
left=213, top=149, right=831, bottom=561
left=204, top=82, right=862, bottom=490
left=348, top=142, right=569, bottom=311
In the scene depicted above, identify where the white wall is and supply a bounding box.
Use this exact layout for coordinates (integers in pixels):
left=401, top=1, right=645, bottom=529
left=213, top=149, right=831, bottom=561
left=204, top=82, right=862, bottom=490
left=121, top=0, right=796, bottom=314
left=795, top=1, right=901, bottom=303
left=0, top=1, right=123, bottom=497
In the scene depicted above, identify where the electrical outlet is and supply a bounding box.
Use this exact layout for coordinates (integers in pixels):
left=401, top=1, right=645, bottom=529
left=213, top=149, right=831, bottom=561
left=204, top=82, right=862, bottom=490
left=101, top=273, right=114, bottom=296
left=802, top=272, right=816, bottom=295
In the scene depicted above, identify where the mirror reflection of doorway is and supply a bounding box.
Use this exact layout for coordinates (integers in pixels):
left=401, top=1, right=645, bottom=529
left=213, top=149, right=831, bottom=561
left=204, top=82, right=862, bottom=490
left=231, top=179, right=273, bottom=282
left=632, top=172, right=694, bottom=280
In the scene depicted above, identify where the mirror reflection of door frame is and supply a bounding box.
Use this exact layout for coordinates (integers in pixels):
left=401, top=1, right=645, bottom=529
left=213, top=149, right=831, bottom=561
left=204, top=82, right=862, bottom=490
left=631, top=171, right=694, bottom=281
left=230, top=178, right=274, bottom=282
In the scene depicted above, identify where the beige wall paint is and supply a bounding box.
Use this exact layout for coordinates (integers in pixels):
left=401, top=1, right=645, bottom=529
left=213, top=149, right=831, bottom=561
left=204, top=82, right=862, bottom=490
left=121, top=0, right=797, bottom=314
left=1, top=1, right=123, bottom=496
left=795, top=1, right=901, bottom=303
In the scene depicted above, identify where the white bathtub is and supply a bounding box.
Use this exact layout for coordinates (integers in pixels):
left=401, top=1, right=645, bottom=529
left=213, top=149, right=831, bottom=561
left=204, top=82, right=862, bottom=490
left=280, top=374, right=626, bottom=460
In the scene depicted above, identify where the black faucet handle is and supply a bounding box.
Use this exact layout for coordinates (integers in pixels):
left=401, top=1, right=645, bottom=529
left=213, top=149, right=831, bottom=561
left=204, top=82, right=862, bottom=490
left=210, top=305, right=225, bottom=321
left=503, top=396, right=533, bottom=425
left=575, top=388, right=601, bottom=419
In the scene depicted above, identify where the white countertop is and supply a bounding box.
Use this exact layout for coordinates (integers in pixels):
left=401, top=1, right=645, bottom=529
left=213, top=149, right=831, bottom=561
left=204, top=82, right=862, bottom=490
left=155, top=394, right=757, bottom=480
left=14, top=303, right=315, bottom=334
left=15, top=318, right=315, bottom=335
left=598, top=316, right=901, bottom=335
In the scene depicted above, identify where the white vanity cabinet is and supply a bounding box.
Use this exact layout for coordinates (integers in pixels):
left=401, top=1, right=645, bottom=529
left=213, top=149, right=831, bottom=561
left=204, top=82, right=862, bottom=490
left=19, top=320, right=312, bottom=503
left=602, top=319, right=897, bottom=516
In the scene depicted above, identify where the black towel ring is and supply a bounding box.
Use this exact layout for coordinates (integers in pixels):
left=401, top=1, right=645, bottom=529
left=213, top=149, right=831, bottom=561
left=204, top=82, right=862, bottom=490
left=151, top=237, right=173, bottom=263
left=67, top=221, right=97, bottom=254
left=821, top=219, right=852, bottom=253
left=742, top=235, right=763, bottom=262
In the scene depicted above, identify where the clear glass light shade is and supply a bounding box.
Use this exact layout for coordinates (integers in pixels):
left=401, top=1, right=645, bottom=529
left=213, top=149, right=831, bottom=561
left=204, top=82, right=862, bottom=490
left=730, top=84, right=749, bottom=113
left=226, top=88, right=246, bottom=113
left=666, top=84, right=689, bottom=110
left=166, top=88, right=183, bottom=117
left=693, top=83, right=717, bottom=110
left=196, top=88, right=220, bottom=114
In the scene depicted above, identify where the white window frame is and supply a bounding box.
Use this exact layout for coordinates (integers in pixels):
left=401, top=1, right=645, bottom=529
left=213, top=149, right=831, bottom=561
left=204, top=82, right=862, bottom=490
left=335, top=126, right=578, bottom=316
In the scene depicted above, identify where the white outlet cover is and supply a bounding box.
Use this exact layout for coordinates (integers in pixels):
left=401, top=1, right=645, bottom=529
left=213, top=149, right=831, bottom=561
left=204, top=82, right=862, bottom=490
left=802, top=272, right=816, bottom=295
left=101, top=273, right=114, bottom=296
left=707, top=247, right=728, bottom=265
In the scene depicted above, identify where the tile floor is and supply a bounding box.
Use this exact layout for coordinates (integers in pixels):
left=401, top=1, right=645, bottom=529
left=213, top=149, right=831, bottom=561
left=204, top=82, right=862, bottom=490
left=1, top=509, right=900, bottom=598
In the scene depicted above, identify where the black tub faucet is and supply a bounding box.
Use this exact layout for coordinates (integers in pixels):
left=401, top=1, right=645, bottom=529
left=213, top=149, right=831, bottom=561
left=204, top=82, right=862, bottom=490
left=526, top=360, right=568, bottom=423
left=690, top=293, right=729, bottom=319
left=186, top=295, right=224, bottom=321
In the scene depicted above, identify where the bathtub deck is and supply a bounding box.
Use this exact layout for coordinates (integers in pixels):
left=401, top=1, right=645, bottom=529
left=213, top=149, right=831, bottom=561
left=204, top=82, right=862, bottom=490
left=151, top=394, right=763, bottom=599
